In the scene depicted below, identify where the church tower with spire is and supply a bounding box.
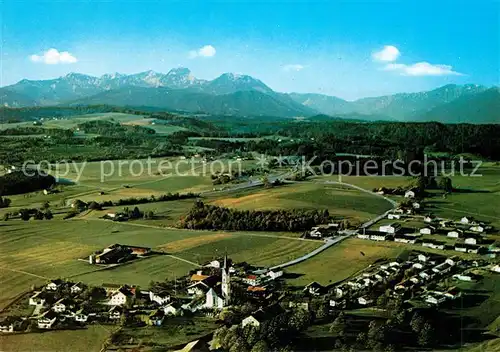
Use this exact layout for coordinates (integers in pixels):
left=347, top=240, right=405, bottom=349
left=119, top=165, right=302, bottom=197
left=221, top=254, right=231, bottom=304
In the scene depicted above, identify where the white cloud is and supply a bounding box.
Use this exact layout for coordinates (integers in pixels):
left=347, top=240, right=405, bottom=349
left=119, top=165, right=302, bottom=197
left=30, top=48, right=78, bottom=64
left=283, top=64, right=306, bottom=72
left=372, top=45, right=400, bottom=62
left=383, top=62, right=463, bottom=76
left=188, top=45, right=216, bottom=59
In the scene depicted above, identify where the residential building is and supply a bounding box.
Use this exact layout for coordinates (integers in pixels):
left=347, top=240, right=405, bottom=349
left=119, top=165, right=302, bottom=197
left=149, top=291, right=170, bottom=306
left=404, top=190, right=416, bottom=198
left=425, top=294, right=446, bottom=305
left=29, top=292, right=46, bottom=306
left=37, top=311, right=57, bottom=329
left=304, top=282, right=325, bottom=296
left=358, top=297, right=373, bottom=306
left=420, top=227, right=435, bottom=235
left=108, top=288, right=133, bottom=306
left=379, top=223, right=401, bottom=234
left=70, top=283, right=83, bottom=295
left=470, top=225, right=484, bottom=233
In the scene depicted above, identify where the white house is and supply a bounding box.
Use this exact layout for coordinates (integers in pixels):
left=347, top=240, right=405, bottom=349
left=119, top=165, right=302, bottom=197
left=425, top=294, right=446, bottom=305
left=241, top=315, right=261, bottom=328
left=334, top=287, right=344, bottom=298
left=0, top=324, right=14, bottom=333
left=205, top=288, right=225, bottom=309
left=388, top=213, right=401, bottom=220
left=405, top=190, right=416, bottom=198
left=455, top=244, right=467, bottom=253
left=470, top=225, right=484, bottom=233
left=108, top=289, right=132, bottom=306
left=465, top=237, right=478, bottom=245
left=460, top=216, right=473, bottom=224
left=491, top=265, right=500, bottom=273
left=379, top=223, right=401, bottom=234
left=453, top=274, right=473, bottom=282
left=74, top=309, right=88, bottom=323
left=29, top=292, right=46, bottom=306
left=424, top=215, right=435, bottom=223
left=70, top=283, right=83, bottom=295
left=447, top=230, right=463, bottom=238
left=358, top=297, right=373, bottom=306
left=243, top=275, right=259, bottom=287
left=46, top=280, right=62, bottom=291
left=370, top=233, right=392, bottom=241
left=266, top=270, right=283, bottom=280
left=205, top=260, right=221, bottom=268
left=420, top=227, right=434, bottom=235
left=37, top=311, right=57, bottom=329
left=413, top=202, right=421, bottom=209
left=163, top=302, right=181, bottom=316
left=52, top=299, right=68, bottom=313
left=108, top=306, right=123, bottom=320
left=412, top=262, right=424, bottom=270
left=149, top=291, right=170, bottom=306
left=357, top=233, right=370, bottom=240
left=418, top=254, right=428, bottom=262
left=304, top=282, right=324, bottom=296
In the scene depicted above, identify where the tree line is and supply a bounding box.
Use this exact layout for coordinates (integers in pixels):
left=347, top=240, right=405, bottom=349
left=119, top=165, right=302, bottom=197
left=179, top=201, right=330, bottom=231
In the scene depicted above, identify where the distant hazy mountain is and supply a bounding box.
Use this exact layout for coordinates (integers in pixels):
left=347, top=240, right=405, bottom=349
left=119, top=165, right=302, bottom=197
left=70, top=86, right=316, bottom=117
left=205, top=73, right=273, bottom=95
left=288, top=93, right=353, bottom=115
left=350, top=84, right=488, bottom=120
left=416, top=87, right=500, bottom=124
left=2, top=69, right=498, bottom=122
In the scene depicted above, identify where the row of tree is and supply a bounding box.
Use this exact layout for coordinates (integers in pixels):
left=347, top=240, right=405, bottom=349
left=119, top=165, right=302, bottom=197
left=180, top=201, right=330, bottom=231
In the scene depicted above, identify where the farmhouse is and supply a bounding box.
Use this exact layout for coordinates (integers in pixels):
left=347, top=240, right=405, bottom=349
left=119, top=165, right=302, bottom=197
left=46, top=279, right=64, bottom=291
left=447, top=229, right=464, bottom=238
left=108, top=306, right=124, bottom=320
left=241, top=305, right=284, bottom=328
left=358, top=297, right=374, bottom=306
left=70, top=282, right=84, bottom=294
left=453, top=274, right=474, bottom=281
left=388, top=213, right=401, bottom=220
left=420, top=226, right=436, bottom=235
left=304, top=282, right=326, bottom=296
left=491, top=265, right=500, bottom=273
left=424, top=215, right=436, bottom=223
left=425, top=294, right=446, bottom=305
left=74, top=309, right=89, bottom=323
left=265, top=270, right=283, bottom=280
left=149, top=291, right=170, bottom=306
left=465, top=236, right=480, bottom=245
left=379, top=223, right=401, bottom=234
left=29, top=291, right=46, bottom=306
left=394, top=234, right=418, bottom=244
left=163, top=302, right=182, bottom=316
left=404, top=190, right=416, bottom=198
left=108, top=287, right=134, bottom=306
left=37, top=310, right=57, bottom=329
left=469, top=225, right=484, bottom=233
left=422, top=240, right=446, bottom=250
left=243, top=275, right=260, bottom=286
left=52, top=298, right=73, bottom=312
left=460, top=216, right=475, bottom=224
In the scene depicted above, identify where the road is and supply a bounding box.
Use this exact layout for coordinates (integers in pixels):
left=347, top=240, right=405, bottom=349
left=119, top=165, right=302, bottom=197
left=258, top=180, right=399, bottom=272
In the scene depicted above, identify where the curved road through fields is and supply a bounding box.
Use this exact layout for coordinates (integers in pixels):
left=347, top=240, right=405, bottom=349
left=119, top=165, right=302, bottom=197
left=264, top=179, right=398, bottom=271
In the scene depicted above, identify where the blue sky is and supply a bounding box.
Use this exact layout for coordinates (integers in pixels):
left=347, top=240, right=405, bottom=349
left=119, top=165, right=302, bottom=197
left=2, top=0, right=498, bottom=100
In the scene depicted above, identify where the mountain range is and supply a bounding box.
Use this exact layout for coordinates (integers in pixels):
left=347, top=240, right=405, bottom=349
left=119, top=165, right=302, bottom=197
left=1, top=68, right=498, bottom=123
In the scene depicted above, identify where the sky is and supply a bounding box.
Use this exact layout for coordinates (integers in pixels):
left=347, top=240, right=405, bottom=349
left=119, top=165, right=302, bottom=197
left=1, top=0, right=499, bottom=100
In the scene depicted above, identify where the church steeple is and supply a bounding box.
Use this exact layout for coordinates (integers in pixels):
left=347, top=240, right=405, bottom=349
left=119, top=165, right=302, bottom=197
left=221, top=254, right=231, bottom=303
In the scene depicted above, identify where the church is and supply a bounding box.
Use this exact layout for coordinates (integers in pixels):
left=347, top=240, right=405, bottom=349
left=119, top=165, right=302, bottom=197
left=204, top=255, right=231, bottom=309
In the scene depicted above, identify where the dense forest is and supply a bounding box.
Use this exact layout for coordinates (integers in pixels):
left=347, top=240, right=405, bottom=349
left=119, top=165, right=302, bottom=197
left=0, top=171, right=56, bottom=196
left=1, top=106, right=499, bottom=165
left=180, top=201, right=330, bottom=231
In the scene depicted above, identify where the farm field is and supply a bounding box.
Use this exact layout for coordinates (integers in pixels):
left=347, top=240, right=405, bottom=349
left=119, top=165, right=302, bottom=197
left=0, top=325, right=109, bottom=352
left=284, top=238, right=407, bottom=286
left=425, top=165, right=500, bottom=227
left=0, top=220, right=320, bottom=308
left=210, top=182, right=394, bottom=224
left=313, top=174, right=413, bottom=190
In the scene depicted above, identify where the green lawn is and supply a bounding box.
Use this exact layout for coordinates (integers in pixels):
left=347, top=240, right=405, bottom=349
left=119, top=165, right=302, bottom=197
left=0, top=325, right=110, bottom=352
left=210, top=182, right=393, bottom=224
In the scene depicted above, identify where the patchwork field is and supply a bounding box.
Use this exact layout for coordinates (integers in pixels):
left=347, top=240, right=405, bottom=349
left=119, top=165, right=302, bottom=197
left=284, top=238, right=408, bottom=286
left=210, top=182, right=394, bottom=223
left=0, top=325, right=109, bottom=352
left=0, top=220, right=320, bottom=308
